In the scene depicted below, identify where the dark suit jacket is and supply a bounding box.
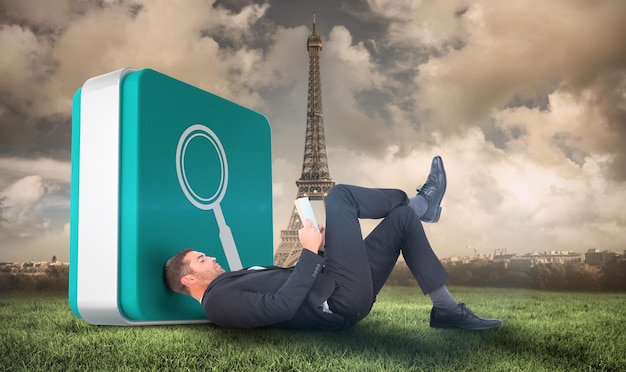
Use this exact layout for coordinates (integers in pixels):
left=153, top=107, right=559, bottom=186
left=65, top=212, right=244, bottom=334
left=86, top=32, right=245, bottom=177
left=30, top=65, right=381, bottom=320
left=201, top=250, right=348, bottom=330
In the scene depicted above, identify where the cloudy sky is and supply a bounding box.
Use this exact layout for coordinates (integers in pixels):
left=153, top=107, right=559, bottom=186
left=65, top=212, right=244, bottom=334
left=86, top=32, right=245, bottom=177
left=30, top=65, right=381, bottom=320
left=1, top=0, right=625, bottom=263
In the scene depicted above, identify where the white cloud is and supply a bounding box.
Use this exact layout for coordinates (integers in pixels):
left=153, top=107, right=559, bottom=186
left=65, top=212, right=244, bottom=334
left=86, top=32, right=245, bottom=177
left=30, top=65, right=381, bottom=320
left=1, top=175, right=47, bottom=205
left=211, top=1, right=270, bottom=37
left=63, top=222, right=70, bottom=238
left=0, top=161, right=75, bottom=260
left=0, top=175, right=50, bottom=238
left=0, top=158, right=71, bottom=187
left=325, top=25, right=388, bottom=90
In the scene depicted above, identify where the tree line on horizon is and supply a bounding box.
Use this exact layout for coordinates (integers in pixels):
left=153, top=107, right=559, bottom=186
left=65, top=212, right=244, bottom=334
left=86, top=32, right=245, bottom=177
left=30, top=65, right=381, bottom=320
left=387, top=259, right=626, bottom=292
left=1, top=259, right=625, bottom=293
left=0, top=264, right=69, bottom=293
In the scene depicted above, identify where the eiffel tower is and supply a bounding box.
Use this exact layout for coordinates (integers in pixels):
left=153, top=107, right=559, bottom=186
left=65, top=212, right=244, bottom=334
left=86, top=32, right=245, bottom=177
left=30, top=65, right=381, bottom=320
left=274, top=13, right=335, bottom=267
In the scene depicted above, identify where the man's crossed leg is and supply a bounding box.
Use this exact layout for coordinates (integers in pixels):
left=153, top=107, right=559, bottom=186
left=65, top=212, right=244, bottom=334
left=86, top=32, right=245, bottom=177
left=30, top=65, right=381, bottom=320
left=322, top=157, right=502, bottom=330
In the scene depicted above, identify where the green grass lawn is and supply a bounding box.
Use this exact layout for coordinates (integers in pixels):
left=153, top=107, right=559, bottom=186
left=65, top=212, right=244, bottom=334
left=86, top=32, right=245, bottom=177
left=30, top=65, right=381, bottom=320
left=1, top=286, right=624, bottom=371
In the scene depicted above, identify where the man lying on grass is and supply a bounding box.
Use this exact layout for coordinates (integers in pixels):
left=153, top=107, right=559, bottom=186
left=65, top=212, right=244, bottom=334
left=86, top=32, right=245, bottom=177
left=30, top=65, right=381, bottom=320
left=164, top=156, right=502, bottom=331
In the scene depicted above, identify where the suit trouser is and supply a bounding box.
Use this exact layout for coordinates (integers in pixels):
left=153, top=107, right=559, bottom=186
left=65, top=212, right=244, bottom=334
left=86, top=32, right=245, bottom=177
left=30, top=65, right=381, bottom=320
left=324, top=184, right=450, bottom=325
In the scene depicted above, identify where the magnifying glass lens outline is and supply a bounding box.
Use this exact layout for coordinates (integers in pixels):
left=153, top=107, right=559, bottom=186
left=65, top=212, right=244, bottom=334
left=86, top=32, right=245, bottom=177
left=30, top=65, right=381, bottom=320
left=178, top=131, right=226, bottom=208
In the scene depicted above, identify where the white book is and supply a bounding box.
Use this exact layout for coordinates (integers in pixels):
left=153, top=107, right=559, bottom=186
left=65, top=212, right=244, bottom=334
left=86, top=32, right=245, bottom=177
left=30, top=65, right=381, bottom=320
left=294, top=197, right=320, bottom=232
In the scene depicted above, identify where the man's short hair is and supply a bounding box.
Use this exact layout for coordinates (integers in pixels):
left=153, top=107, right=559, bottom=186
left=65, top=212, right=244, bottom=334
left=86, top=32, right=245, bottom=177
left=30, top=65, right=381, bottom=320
left=163, top=248, right=194, bottom=295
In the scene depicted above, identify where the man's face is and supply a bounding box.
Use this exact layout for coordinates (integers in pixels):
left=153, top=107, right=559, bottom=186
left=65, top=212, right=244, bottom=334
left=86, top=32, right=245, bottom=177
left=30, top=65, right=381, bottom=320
left=183, top=251, right=226, bottom=287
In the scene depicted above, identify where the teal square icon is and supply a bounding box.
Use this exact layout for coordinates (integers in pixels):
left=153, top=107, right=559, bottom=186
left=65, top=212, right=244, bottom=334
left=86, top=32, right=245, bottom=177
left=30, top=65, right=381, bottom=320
left=69, top=68, right=273, bottom=324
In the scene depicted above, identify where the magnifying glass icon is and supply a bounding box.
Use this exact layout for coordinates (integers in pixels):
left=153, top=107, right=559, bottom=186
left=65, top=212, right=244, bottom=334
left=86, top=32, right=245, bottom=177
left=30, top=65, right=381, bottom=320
left=175, top=124, right=242, bottom=271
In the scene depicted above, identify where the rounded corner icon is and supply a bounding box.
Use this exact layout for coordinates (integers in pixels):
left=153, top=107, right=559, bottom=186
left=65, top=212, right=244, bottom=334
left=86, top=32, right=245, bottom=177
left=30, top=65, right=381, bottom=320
left=71, top=67, right=271, bottom=325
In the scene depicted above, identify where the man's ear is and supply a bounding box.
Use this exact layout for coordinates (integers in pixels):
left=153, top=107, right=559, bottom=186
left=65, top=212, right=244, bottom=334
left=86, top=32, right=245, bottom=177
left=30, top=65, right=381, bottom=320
left=180, top=274, right=195, bottom=288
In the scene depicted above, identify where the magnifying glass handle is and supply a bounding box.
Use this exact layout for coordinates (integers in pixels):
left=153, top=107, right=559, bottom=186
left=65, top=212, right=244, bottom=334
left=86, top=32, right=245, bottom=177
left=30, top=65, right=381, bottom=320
left=213, top=205, right=243, bottom=271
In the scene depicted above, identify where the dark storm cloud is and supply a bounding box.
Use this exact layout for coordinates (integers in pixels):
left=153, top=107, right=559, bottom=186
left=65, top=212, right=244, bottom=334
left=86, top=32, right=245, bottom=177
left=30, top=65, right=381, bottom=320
left=0, top=89, right=71, bottom=160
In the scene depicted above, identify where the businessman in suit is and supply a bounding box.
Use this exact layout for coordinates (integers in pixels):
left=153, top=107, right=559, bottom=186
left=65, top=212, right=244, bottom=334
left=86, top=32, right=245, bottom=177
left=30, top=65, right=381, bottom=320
left=164, top=156, right=502, bottom=330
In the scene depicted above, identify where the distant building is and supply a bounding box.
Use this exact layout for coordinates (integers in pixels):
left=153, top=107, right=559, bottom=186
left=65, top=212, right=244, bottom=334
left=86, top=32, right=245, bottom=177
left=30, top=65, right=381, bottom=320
left=492, top=253, right=517, bottom=263
left=442, top=254, right=490, bottom=266
left=488, top=250, right=582, bottom=269
left=492, top=250, right=521, bottom=269
left=585, top=249, right=618, bottom=266
left=438, top=248, right=624, bottom=269
left=523, top=251, right=582, bottom=265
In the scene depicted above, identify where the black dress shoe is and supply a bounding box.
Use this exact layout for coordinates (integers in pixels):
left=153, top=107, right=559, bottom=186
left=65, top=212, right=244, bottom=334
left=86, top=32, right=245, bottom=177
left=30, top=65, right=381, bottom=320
left=430, top=303, right=502, bottom=330
left=417, top=156, right=446, bottom=223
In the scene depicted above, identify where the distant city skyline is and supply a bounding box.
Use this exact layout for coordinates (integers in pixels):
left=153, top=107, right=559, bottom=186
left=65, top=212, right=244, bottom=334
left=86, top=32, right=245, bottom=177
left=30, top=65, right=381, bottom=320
left=1, top=1, right=626, bottom=262
left=4, top=246, right=624, bottom=265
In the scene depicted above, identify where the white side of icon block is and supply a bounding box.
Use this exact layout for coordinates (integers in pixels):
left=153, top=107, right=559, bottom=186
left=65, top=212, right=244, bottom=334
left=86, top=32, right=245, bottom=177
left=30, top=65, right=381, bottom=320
left=76, top=68, right=208, bottom=325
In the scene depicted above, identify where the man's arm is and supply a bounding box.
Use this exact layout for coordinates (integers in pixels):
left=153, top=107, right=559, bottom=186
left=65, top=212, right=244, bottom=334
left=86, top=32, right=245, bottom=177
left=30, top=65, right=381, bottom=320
left=203, top=221, right=325, bottom=329
left=203, top=249, right=324, bottom=328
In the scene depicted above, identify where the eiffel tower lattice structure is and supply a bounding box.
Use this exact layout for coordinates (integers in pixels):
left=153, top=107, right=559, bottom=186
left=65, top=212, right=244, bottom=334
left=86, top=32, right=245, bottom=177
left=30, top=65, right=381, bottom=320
left=274, top=13, right=335, bottom=267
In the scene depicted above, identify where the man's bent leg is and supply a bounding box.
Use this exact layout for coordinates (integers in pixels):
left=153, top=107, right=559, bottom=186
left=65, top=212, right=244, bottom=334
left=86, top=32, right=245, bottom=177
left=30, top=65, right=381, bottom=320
left=364, top=206, right=449, bottom=297
left=324, top=184, right=408, bottom=324
left=364, top=207, right=502, bottom=329
left=398, top=207, right=450, bottom=294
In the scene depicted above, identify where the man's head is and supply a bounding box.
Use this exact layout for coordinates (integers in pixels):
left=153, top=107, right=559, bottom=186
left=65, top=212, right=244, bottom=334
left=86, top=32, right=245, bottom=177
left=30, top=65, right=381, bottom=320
left=163, top=249, right=225, bottom=298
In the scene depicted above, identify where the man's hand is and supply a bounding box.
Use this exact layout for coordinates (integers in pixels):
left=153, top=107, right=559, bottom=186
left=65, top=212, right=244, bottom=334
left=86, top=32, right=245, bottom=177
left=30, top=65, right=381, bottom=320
left=298, top=219, right=322, bottom=254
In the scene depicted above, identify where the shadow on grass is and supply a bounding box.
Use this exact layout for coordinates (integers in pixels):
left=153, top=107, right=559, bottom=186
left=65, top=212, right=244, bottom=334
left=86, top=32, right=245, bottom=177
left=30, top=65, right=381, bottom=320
left=482, top=324, right=617, bottom=371
left=181, top=319, right=505, bottom=369
left=177, top=318, right=620, bottom=370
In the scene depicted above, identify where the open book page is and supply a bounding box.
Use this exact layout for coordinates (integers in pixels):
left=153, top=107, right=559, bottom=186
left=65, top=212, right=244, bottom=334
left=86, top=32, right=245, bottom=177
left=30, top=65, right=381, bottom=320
left=294, top=197, right=320, bottom=232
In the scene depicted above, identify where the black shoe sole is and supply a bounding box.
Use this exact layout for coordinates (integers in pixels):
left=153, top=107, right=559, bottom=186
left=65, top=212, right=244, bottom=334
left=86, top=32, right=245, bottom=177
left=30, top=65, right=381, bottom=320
left=430, top=321, right=502, bottom=330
